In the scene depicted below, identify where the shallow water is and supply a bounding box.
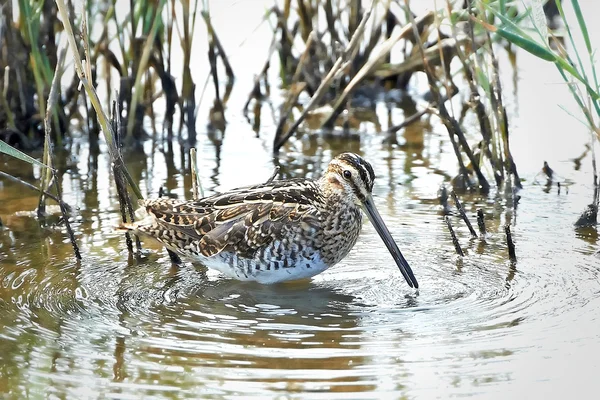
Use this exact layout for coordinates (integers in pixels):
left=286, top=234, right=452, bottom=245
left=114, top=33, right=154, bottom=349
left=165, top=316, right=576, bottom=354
left=2, top=2, right=600, bottom=399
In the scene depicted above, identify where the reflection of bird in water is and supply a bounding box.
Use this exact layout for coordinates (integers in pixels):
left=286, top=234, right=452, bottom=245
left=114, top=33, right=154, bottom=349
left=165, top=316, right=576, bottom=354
left=122, top=153, right=418, bottom=287
left=192, top=279, right=358, bottom=316
left=109, top=261, right=357, bottom=316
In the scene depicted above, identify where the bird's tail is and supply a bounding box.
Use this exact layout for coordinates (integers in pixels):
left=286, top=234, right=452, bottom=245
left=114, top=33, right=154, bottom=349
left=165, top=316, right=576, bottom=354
left=115, top=222, right=138, bottom=232
left=115, top=202, right=153, bottom=232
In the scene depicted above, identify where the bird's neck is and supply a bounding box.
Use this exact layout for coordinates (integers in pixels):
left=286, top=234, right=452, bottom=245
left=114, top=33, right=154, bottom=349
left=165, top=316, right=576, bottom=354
left=317, top=174, right=360, bottom=214
left=316, top=174, right=363, bottom=265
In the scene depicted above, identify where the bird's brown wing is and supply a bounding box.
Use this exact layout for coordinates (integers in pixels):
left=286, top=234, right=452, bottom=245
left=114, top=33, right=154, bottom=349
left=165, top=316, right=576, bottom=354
left=141, top=179, right=323, bottom=258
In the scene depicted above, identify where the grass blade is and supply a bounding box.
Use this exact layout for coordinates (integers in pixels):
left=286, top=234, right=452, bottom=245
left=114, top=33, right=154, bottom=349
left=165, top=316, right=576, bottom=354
left=570, top=0, right=591, bottom=55
left=492, top=25, right=556, bottom=61
left=0, top=140, right=51, bottom=170
left=569, top=0, right=599, bottom=93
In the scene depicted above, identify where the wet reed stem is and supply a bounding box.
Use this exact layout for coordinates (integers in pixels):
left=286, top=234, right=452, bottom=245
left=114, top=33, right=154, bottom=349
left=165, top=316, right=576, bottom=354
left=37, top=46, right=80, bottom=260
left=505, top=224, right=516, bottom=261
left=451, top=191, right=478, bottom=238
left=445, top=216, right=464, bottom=256
left=405, top=5, right=489, bottom=192
left=477, top=209, right=487, bottom=238
left=54, top=0, right=143, bottom=201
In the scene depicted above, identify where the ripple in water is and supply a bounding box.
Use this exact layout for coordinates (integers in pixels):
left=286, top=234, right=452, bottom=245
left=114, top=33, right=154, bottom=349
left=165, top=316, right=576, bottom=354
left=0, top=194, right=599, bottom=398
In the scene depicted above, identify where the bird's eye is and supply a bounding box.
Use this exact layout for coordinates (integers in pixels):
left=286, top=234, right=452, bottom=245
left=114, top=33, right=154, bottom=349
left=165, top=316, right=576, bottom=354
left=343, top=170, right=352, bottom=179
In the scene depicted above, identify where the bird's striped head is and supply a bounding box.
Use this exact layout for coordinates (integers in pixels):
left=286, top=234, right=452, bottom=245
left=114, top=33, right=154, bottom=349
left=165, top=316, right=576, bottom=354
left=323, top=152, right=418, bottom=288
left=323, top=152, right=376, bottom=204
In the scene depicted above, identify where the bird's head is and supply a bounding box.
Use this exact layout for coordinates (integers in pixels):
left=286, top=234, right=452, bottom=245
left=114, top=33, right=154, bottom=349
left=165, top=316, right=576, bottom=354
left=322, top=152, right=419, bottom=288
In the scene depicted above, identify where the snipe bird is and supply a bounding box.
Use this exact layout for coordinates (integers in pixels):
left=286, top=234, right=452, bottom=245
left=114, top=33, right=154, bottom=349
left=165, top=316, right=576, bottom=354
left=123, top=153, right=418, bottom=287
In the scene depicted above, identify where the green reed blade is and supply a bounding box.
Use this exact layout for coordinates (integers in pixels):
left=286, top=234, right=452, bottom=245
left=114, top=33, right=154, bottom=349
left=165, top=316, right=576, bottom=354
left=558, top=104, right=589, bottom=128
left=494, top=26, right=556, bottom=61
left=483, top=1, right=529, bottom=39
left=479, top=1, right=599, bottom=100
left=570, top=0, right=591, bottom=55
left=0, top=140, right=51, bottom=170
left=569, top=0, right=599, bottom=94
left=553, top=1, right=588, bottom=80
left=556, top=65, right=595, bottom=127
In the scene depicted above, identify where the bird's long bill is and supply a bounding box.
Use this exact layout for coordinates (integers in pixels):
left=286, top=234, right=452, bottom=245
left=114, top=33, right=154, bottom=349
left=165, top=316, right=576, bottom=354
left=362, top=195, right=419, bottom=288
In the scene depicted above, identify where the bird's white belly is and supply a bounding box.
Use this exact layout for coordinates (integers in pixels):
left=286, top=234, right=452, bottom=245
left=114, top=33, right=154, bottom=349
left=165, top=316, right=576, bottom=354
left=198, top=253, right=330, bottom=284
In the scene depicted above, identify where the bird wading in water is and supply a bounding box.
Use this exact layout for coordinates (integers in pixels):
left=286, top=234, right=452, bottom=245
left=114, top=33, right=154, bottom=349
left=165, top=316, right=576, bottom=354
left=122, top=153, right=418, bottom=287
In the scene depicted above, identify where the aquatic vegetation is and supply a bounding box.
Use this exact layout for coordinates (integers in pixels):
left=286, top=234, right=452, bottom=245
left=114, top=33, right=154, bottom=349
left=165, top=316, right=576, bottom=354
left=477, top=0, right=599, bottom=224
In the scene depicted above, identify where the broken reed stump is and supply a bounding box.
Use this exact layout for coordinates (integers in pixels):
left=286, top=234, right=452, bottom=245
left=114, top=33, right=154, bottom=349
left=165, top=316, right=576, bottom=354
left=505, top=224, right=516, bottom=261
left=477, top=209, right=486, bottom=237
left=574, top=161, right=598, bottom=227
left=438, top=185, right=450, bottom=215
left=450, top=191, right=477, bottom=238
left=543, top=161, right=554, bottom=181
left=445, top=216, right=464, bottom=256
left=574, top=204, right=598, bottom=228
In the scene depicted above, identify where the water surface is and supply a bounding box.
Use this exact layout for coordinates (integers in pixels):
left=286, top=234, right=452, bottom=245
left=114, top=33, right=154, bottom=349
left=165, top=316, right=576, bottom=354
left=1, top=2, right=600, bottom=399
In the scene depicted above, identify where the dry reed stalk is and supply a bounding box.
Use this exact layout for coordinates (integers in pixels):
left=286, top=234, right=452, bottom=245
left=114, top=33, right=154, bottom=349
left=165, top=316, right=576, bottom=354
left=273, top=7, right=374, bottom=151
left=320, top=11, right=435, bottom=129
left=265, top=166, right=280, bottom=184
left=405, top=4, right=489, bottom=192
left=0, top=67, right=15, bottom=129
left=55, top=0, right=143, bottom=199
left=179, top=0, right=200, bottom=141
left=190, top=147, right=204, bottom=199
left=274, top=32, right=316, bottom=142
left=126, top=0, right=167, bottom=140
left=386, top=108, right=429, bottom=134
left=445, top=1, right=503, bottom=186
left=244, top=35, right=278, bottom=114
left=487, top=40, right=522, bottom=189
